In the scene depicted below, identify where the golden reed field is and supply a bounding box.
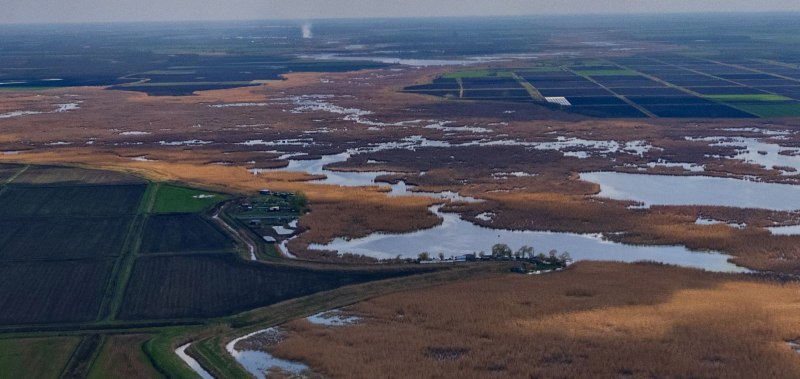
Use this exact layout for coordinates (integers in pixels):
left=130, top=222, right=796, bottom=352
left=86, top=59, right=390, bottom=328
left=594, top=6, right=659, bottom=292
left=269, top=262, right=800, bottom=379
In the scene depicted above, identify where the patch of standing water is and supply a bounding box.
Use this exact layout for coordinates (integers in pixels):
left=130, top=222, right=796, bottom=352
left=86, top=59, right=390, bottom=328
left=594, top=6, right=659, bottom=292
left=526, top=137, right=655, bottom=158
left=688, top=136, right=800, bottom=176
left=475, top=212, right=495, bottom=221
left=718, top=127, right=793, bottom=136
left=581, top=172, right=800, bottom=211
left=299, top=54, right=507, bottom=67
left=424, top=121, right=489, bottom=134
left=279, top=237, right=298, bottom=259
left=306, top=309, right=361, bottom=326
left=158, top=140, right=212, bottom=146
left=254, top=135, right=657, bottom=187
left=311, top=205, right=745, bottom=272
left=695, top=217, right=746, bottom=229
left=226, top=328, right=309, bottom=379
left=239, top=139, right=314, bottom=147
left=119, top=131, right=152, bottom=136
left=210, top=103, right=269, bottom=108
left=768, top=225, right=800, bottom=236
left=0, top=102, right=80, bottom=119
left=787, top=340, right=800, bottom=355
left=176, top=343, right=214, bottom=379
left=277, top=152, right=395, bottom=187
left=388, top=181, right=482, bottom=202
left=53, top=103, right=80, bottom=113
left=0, top=110, right=42, bottom=119
left=130, top=156, right=157, bottom=162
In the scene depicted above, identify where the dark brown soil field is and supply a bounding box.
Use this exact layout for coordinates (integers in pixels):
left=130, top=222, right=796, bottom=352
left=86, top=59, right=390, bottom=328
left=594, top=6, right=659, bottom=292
left=118, top=253, right=434, bottom=320
left=0, top=259, right=113, bottom=324
left=141, top=214, right=233, bottom=254
left=0, top=217, right=132, bottom=261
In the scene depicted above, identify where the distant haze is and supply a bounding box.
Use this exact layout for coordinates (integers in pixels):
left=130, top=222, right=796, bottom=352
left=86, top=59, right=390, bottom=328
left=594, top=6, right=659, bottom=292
left=2, top=0, right=800, bottom=24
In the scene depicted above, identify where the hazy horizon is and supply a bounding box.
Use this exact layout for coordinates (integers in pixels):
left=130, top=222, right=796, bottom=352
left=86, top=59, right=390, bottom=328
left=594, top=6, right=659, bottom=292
left=3, top=0, right=800, bottom=25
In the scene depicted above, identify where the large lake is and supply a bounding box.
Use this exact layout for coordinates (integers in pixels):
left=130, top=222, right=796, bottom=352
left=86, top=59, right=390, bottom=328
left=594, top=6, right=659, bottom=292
left=581, top=172, right=800, bottom=211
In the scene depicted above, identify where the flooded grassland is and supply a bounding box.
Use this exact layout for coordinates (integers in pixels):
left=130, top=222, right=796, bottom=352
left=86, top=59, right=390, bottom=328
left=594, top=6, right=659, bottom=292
left=2, top=66, right=800, bottom=272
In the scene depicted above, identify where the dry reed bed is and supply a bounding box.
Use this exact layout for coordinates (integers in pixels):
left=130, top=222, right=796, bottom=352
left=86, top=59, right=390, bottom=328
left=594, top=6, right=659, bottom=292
left=87, top=334, right=163, bottom=379
left=2, top=70, right=800, bottom=271
left=269, top=262, right=800, bottom=379
left=5, top=146, right=800, bottom=271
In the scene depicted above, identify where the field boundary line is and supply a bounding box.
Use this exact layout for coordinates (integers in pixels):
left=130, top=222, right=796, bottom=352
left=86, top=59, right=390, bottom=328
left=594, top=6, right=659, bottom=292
left=564, top=66, right=657, bottom=118
left=3, top=164, right=29, bottom=185
left=211, top=202, right=260, bottom=261
left=511, top=72, right=545, bottom=101
left=640, top=56, right=762, bottom=117
left=99, top=182, right=159, bottom=321
left=696, top=57, right=800, bottom=97
left=58, top=334, right=104, bottom=379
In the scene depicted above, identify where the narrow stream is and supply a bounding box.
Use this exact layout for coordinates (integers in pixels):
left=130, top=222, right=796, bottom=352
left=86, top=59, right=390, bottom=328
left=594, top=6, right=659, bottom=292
left=175, top=343, right=214, bottom=379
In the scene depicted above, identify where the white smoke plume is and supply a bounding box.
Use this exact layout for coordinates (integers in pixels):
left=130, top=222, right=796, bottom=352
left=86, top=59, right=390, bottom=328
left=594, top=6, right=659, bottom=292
left=302, top=22, right=313, bottom=39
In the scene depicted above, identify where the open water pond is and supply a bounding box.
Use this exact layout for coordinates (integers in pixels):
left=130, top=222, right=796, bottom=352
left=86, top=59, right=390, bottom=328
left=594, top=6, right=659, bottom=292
left=311, top=206, right=747, bottom=273
left=581, top=172, right=800, bottom=211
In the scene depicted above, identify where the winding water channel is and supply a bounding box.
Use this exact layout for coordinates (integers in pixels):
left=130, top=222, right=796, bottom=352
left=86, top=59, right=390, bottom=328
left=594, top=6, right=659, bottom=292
left=256, top=153, right=761, bottom=273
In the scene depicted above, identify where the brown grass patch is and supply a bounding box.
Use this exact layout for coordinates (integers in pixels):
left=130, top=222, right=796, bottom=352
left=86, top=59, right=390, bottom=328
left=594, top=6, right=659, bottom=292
left=270, top=262, right=800, bottom=378
left=2, top=68, right=800, bottom=272
left=87, top=334, right=164, bottom=379
left=0, top=134, right=18, bottom=143
left=124, top=83, right=273, bottom=104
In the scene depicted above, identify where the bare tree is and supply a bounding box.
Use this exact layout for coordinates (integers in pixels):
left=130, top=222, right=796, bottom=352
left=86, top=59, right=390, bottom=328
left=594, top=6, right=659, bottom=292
left=492, top=244, right=512, bottom=258
left=516, top=245, right=534, bottom=259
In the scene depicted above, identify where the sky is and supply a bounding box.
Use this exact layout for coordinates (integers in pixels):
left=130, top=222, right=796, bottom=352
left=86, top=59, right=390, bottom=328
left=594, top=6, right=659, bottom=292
left=2, top=0, right=800, bottom=24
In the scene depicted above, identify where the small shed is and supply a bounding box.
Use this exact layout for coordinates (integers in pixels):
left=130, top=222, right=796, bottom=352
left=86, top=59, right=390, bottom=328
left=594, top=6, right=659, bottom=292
left=262, top=236, right=277, bottom=243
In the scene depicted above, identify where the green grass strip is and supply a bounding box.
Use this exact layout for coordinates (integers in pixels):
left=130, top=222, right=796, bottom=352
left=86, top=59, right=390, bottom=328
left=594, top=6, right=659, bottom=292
left=707, top=94, right=792, bottom=102
left=152, top=184, right=229, bottom=214
left=732, top=103, right=800, bottom=118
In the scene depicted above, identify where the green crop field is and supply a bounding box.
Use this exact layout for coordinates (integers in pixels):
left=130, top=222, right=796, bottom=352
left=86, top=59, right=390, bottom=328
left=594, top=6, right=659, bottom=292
left=0, top=337, right=79, bottom=379
left=152, top=184, right=228, bottom=214
left=707, top=94, right=792, bottom=102
left=733, top=103, right=800, bottom=117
